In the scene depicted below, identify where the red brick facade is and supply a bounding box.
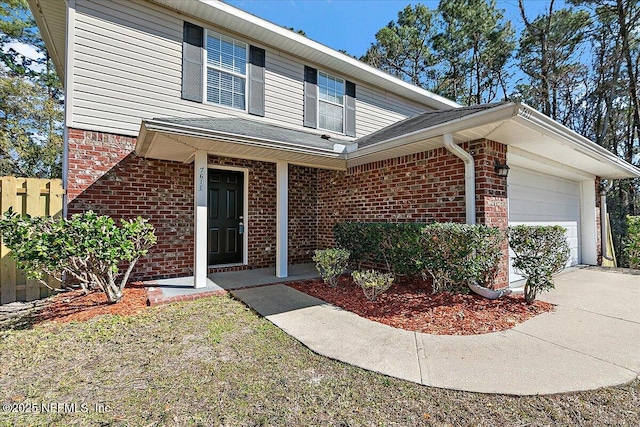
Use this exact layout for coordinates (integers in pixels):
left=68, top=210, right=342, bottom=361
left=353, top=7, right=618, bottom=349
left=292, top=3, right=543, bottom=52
left=67, top=128, right=136, bottom=201
left=67, top=129, right=596, bottom=288
left=68, top=153, right=195, bottom=279
left=316, top=139, right=509, bottom=287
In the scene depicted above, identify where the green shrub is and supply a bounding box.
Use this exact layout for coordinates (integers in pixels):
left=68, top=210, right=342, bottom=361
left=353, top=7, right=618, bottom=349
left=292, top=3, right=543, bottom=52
left=419, top=223, right=504, bottom=293
left=351, top=270, right=394, bottom=301
left=0, top=209, right=157, bottom=303
left=626, top=216, right=640, bottom=269
left=333, top=222, right=424, bottom=275
left=508, top=225, right=570, bottom=304
left=312, top=248, right=350, bottom=287
left=334, top=221, right=504, bottom=293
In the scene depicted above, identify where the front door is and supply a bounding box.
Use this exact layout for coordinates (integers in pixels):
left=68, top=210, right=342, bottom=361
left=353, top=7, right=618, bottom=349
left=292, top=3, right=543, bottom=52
left=208, top=169, right=244, bottom=265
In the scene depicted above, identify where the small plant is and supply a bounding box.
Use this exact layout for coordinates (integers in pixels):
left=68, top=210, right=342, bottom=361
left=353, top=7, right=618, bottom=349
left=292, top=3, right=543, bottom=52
left=0, top=209, right=157, bottom=303
left=351, top=270, right=394, bottom=301
left=312, top=248, right=350, bottom=287
left=508, top=225, right=570, bottom=304
left=625, top=216, right=640, bottom=269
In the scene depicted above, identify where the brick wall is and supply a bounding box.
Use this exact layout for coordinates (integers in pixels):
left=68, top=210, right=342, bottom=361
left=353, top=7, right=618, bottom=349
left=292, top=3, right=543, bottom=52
left=67, top=129, right=136, bottom=202
left=316, top=139, right=509, bottom=288
left=289, top=165, right=318, bottom=264
left=67, top=128, right=511, bottom=286
left=317, top=148, right=467, bottom=248
left=68, top=153, right=195, bottom=280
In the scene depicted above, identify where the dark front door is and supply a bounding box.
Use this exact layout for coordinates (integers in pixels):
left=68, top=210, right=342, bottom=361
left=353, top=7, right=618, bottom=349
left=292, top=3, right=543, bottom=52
left=208, top=169, right=244, bottom=265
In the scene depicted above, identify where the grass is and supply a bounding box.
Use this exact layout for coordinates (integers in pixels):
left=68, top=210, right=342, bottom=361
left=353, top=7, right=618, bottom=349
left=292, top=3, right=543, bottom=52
left=0, top=295, right=639, bottom=426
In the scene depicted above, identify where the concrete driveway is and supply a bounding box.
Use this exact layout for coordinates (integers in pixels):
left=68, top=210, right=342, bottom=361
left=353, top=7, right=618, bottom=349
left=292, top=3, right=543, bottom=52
left=232, top=267, right=640, bottom=395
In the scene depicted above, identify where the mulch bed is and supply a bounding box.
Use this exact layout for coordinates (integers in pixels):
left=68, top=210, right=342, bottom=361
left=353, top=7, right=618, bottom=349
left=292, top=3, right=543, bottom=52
left=288, top=276, right=555, bottom=335
left=34, top=283, right=149, bottom=324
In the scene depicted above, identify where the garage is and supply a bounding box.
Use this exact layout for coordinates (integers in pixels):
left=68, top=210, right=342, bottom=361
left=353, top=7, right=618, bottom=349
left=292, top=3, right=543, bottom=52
left=507, top=166, right=581, bottom=282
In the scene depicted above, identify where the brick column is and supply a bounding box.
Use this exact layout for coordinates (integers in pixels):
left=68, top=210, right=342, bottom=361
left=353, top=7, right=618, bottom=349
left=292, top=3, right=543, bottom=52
left=471, top=139, right=509, bottom=289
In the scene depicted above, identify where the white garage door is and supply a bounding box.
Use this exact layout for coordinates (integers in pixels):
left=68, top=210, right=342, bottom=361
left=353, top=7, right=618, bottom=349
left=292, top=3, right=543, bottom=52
left=508, top=167, right=581, bottom=282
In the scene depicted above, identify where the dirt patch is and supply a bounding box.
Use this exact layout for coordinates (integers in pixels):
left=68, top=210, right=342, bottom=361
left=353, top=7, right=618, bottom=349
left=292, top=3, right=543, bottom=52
left=33, top=284, right=148, bottom=324
left=287, top=276, right=554, bottom=335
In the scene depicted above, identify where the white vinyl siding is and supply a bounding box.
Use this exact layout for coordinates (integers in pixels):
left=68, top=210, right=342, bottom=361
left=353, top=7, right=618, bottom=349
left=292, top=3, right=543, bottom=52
left=72, top=0, right=434, bottom=137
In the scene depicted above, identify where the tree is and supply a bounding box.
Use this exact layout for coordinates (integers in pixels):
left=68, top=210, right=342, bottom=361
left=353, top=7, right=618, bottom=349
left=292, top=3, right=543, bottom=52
left=434, top=0, right=515, bottom=105
left=569, top=0, right=640, bottom=263
left=515, top=0, right=591, bottom=125
left=361, top=4, right=439, bottom=89
left=0, top=0, right=63, bottom=178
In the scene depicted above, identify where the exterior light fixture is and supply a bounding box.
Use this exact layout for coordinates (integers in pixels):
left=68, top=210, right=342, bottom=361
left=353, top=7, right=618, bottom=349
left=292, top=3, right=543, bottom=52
left=494, top=161, right=510, bottom=177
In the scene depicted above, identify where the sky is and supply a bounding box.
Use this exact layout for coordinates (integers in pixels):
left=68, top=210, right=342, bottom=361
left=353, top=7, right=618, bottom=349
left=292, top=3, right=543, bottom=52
left=224, top=0, right=570, bottom=58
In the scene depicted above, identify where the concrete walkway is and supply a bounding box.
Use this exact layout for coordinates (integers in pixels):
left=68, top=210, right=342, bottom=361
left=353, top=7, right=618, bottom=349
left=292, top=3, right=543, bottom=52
left=231, top=268, right=640, bottom=395
left=146, top=264, right=318, bottom=305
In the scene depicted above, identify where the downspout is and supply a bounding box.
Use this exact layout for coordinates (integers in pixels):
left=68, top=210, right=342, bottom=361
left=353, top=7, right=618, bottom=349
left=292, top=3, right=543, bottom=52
left=442, top=133, right=476, bottom=224
left=600, top=180, right=615, bottom=262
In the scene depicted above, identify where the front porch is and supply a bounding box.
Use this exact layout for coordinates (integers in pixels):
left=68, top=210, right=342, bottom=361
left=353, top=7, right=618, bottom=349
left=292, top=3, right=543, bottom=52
left=146, top=263, right=318, bottom=306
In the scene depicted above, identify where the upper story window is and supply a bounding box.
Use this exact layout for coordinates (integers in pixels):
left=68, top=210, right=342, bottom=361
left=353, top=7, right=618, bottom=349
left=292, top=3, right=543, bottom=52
left=304, top=65, right=356, bottom=137
left=318, top=72, right=345, bottom=133
left=182, top=22, right=265, bottom=116
left=205, top=31, right=247, bottom=110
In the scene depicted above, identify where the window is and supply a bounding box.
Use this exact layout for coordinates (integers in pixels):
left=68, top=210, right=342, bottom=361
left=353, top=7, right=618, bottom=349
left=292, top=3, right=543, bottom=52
left=206, top=32, right=247, bottom=110
left=318, top=71, right=345, bottom=133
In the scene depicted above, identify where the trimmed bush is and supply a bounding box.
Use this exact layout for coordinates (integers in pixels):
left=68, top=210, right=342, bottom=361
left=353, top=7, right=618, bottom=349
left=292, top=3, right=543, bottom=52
left=626, top=216, right=640, bottom=269
left=351, top=270, right=394, bottom=301
left=508, top=225, right=570, bottom=304
left=333, top=222, right=425, bottom=275
left=0, top=209, right=157, bottom=303
left=312, top=248, right=350, bottom=287
left=334, top=221, right=504, bottom=293
left=420, top=223, right=504, bottom=293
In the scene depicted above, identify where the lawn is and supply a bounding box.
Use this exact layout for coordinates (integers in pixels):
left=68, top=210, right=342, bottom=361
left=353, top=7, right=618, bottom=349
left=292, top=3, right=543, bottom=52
left=1, top=294, right=638, bottom=426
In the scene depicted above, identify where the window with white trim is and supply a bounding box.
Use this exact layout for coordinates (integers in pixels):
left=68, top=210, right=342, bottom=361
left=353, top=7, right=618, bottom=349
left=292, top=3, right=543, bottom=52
left=205, top=31, right=247, bottom=110
left=318, top=71, right=345, bottom=133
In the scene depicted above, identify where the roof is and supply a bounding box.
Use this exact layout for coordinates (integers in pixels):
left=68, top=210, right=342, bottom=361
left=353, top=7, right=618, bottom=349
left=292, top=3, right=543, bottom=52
left=153, top=117, right=352, bottom=151
left=27, top=0, right=459, bottom=111
left=357, top=103, right=507, bottom=148
left=137, top=102, right=640, bottom=180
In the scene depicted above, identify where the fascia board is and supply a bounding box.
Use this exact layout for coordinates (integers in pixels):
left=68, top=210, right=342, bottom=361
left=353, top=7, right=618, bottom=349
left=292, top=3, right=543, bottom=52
left=515, top=104, right=640, bottom=179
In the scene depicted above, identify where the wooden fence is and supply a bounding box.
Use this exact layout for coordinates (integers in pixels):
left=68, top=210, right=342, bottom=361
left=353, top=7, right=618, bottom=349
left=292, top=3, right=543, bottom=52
left=0, top=177, right=65, bottom=305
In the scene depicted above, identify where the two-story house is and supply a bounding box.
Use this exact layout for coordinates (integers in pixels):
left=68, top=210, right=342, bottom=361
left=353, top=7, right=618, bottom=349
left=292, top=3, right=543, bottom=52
left=28, top=0, right=640, bottom=289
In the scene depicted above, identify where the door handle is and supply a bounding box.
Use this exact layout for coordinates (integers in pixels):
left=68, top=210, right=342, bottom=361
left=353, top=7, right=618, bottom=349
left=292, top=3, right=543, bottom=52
left=239, top=222, right=244, bottom=235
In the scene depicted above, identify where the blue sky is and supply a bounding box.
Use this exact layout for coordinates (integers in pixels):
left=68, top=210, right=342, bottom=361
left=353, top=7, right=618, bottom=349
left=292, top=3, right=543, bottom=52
left=224, top=0, right=569, bottom=58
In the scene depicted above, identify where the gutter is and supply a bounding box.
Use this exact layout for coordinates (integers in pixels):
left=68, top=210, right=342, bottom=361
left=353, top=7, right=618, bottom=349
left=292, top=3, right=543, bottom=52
left=443, top=133, right=476, bottom=225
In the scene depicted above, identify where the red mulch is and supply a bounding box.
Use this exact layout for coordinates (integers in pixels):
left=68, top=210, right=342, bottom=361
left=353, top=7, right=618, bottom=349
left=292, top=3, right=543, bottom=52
left=35, top=283, right=149, bottom=324
left=287, top=276, right=554, bottom=335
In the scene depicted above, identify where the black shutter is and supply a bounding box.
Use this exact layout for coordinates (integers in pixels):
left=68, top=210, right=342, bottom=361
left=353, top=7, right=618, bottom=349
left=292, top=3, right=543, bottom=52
left=303, top=65, right=318, bottom=128
left=345, top=80, right=356, bottom=137
left=182, top=22, right=204, bottom=102
left=248, top=46, right=266, bottom=116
